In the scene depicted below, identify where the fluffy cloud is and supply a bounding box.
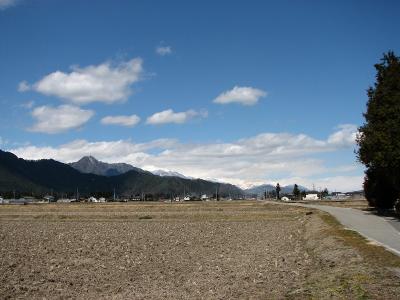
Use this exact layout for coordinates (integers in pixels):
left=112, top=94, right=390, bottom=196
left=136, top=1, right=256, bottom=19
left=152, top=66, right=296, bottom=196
left=146, top=109, right=208, bottom=125
left=0, top=0, right=18, bottom=10
left=9, top=138, right=177, bottom=163
left=29, top=105, right=94, bottom=134
left=156, top=46, right=172, bottom=56
left=10, top=124, right=361, bottom=191
left=101, top=114, right=140, bottom=127
left=25, top=58, right=143, bottom=105
left=213, top=86, right=267, bottom=106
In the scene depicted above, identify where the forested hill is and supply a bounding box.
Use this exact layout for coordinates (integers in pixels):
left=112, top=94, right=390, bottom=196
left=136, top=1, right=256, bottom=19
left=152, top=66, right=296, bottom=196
left=0, top=150, right=243, bottom=198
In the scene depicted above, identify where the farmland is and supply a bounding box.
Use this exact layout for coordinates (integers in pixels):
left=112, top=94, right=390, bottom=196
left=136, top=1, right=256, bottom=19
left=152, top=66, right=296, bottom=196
left=1, top=201, right=399, bottom=299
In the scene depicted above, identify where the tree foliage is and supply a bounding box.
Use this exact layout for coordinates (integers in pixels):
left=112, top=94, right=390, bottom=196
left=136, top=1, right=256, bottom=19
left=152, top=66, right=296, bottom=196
left=357, top=51, right=400, bottom=208
left=321, top=188, right=329, bottom=198
left=292, top=184, right=300, bottom=199
left=276, top=183, right=281, bottom=199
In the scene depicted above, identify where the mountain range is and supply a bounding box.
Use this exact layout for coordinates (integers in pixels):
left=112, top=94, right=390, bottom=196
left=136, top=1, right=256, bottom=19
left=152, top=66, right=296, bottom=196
left=0, top=150, right=242, bottom=198
left=0, top=149, right=313, bottom=198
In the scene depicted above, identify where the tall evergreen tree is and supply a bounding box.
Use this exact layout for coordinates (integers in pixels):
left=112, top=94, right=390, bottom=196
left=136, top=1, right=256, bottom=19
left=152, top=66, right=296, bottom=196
left=276, top=183, right=281, bottom=200
left=357, top=51, right=400, bottom=208
left=293, top=184, right=300, bottom=199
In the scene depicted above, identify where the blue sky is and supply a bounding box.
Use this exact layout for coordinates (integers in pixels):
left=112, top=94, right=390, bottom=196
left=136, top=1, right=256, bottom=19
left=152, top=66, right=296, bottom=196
left=1, top=0, right=399, bottom=191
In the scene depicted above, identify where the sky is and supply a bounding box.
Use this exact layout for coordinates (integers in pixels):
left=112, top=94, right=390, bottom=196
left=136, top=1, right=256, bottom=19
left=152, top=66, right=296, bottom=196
left=1, top=0, right=399, bottom=191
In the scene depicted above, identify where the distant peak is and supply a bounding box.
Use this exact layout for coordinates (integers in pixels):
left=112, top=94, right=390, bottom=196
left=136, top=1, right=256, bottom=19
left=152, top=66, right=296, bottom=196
left=79, top=156, right=99, bottom=163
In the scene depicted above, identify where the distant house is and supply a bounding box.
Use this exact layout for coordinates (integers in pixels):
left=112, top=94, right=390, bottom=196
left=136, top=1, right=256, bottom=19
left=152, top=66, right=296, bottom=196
left=88, top=197, right=98, bottom=203
left=345, top=191, right=365, bottom=199
left=98, top=197, right=106, bottom=203
left=303, top=194, right=319, bottom=200
left=201, top=194, right=208, bottom=200
left=43, top=195, right=54, bottom=202
left=183, top=196, right=191, bottom=201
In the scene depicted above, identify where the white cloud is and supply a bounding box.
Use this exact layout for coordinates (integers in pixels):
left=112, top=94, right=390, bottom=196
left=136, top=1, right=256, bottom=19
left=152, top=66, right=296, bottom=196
left=9, top=124, right=361, bottom=191
left=0, top=0, right=18, bottom=10
left=18, top=81, right=30, bottom=92
left=9, top=138, right=177, bottom=163
left=101, top=114, right=140, bottom=127
left=213, top=86, right=267, bottom=106
left=156, top=46, right=172, bottom=56
left=26, top=58, right=143, bottom=105
left=146, top=109, right=208, bottom=125
left=327, top=124, right=358, bottom=147
left=29, top=105, right=94, bottom=134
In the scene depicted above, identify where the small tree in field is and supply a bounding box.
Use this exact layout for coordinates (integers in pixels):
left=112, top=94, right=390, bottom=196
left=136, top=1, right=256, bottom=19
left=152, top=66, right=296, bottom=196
left=357, top=51, right=400, bottom=208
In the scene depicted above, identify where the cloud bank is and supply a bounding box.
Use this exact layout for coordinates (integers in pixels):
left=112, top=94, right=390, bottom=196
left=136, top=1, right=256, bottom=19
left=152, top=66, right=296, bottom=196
left=10, top=124, right=361, bottom=191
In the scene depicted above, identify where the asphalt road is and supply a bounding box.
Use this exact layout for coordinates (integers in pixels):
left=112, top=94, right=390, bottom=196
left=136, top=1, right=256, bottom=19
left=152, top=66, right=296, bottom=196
left=302, top=204, right=400, bottom=256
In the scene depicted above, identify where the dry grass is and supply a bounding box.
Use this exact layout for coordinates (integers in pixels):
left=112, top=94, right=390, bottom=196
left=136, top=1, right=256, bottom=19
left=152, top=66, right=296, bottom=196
left=320, top=212, right=400, bottom=268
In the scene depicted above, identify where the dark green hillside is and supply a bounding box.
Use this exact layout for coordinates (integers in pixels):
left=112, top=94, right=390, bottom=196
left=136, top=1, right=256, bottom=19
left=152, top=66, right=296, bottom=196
left=0, top=150, right=113, bottom=194
left=0, top=150, right=243, bottom=198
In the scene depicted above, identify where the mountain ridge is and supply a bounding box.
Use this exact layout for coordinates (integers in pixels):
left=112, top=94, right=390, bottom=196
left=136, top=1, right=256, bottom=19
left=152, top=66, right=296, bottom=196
left=0, top=150, right=242, bottom=198
left=69, top=156, right=148, bottom=176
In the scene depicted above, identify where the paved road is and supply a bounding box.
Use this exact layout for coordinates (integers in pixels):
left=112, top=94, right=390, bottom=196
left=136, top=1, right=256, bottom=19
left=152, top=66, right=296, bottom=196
left=299, top=204, right=400, bottom=256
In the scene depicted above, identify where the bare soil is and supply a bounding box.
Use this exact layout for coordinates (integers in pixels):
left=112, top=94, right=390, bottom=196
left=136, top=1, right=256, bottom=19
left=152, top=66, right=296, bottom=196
left=0, top=201, right=399, bottom=299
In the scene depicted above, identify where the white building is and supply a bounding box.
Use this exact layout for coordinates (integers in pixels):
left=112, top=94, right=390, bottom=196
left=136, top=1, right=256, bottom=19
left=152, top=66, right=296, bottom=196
left=88, top=197, right=98, bottom=203
left=303, top=194, right=319, bottom=200
left=201, top=194, right=208, bottom=200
